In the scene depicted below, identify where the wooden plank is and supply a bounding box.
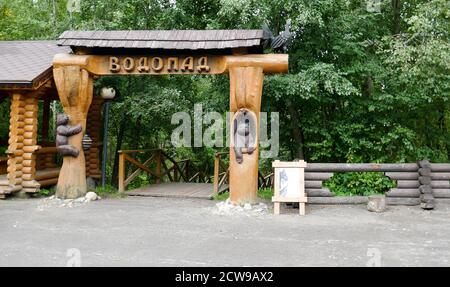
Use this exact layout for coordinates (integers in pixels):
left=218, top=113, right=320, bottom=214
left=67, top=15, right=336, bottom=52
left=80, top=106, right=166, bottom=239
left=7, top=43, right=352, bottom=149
left=431, top=173, right=450, bottom=180
left=125, top=183, right=214, bottom=199
left=433, top=189, right=450, bottom=198
left=272, top=160, right=307, bottom=168
left=431, top=164, right=450, bottom=172
left=386, top=188, right=420, bottom=197
left=396, top=180, right=420, bottom=188
left=272, top=196, right=307, bottom=203
left=306, top=163, right=418, bottom=172
left=308, top=196, right=368, bottom=205
left=305, top=188, right=334, bottom=197
left=385, top=172, right=418, bottom=180
left=35, top=168, right=60, bottom=181
left=432, top=181, right=450, bottom=189
left=305, top=181, right=323, bottom=188
left=305, top=172, right=334, bottom=181
left=386, top=197, right=420, bottom=206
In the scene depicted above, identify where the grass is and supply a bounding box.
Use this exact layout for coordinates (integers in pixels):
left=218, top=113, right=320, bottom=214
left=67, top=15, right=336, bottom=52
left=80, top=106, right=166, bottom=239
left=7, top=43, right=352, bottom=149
left=38, top=187, right=55, bottom=197
left=212, top=188, right=274, bottom=201
left=95, top=185, right=126, bottom=199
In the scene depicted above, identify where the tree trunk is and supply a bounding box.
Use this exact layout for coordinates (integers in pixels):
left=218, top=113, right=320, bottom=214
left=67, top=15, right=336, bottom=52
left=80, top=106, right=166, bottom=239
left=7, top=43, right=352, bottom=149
left=287, top=101, right=305, bottom=160
left=392, top=0, right=402, bottom=35
left=133, top=116, right=141, bottom=148
left=111, top=115, right=127, bottom=187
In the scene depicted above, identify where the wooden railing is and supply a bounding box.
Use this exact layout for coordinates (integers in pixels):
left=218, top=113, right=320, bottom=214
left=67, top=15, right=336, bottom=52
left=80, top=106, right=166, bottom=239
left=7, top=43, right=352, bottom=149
left=213, top=152, right=229, bottom=195
left=259, top=171, right=273, bottom=189
left=212, top=151, right=273, bottom=195
left=118, top=149, right=210, bottom=193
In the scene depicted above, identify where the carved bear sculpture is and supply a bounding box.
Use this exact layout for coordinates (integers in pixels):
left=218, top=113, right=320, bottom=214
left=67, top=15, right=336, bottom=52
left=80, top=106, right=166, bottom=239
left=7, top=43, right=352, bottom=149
left=233, top=109, right=257, bottom=164
left=56, top=114, right=82, bottom=157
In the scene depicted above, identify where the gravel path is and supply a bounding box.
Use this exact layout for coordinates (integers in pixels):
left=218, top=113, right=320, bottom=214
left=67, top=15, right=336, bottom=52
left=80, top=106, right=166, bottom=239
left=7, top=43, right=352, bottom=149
left=1, top=196, right=450, bottom=266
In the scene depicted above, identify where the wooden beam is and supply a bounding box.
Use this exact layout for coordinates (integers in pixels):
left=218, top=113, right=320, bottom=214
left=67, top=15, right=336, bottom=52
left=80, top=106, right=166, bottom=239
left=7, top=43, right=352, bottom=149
left=53, top=53, right=288, bottom=76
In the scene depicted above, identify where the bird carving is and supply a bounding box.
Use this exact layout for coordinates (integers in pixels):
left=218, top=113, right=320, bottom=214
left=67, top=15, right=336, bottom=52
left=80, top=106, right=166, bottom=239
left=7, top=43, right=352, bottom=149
left=262, top=19, right=293, bottom=53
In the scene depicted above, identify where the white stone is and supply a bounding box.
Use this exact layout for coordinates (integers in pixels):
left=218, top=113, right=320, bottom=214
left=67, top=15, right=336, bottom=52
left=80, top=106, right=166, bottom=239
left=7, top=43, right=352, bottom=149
left=74, top=197, right=85, bottom=203
left=85, top=192, right=98, bottom=201
left=243, top=203, right=252, bottom=210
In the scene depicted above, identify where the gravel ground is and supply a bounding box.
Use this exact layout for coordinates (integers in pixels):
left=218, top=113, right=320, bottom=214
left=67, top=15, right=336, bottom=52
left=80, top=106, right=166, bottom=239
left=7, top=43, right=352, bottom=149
left=1, top=196, right=450, bottom=267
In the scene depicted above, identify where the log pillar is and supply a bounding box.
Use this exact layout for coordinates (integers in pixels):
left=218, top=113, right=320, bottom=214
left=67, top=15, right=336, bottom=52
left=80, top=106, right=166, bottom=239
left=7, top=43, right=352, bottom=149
left=228, top=66, right=264, bottom=204
left=53, top=64, right=94, bottom=199
left=21, top=96, right=40, bottom=193
left=6, top=93, right=26, bottom=192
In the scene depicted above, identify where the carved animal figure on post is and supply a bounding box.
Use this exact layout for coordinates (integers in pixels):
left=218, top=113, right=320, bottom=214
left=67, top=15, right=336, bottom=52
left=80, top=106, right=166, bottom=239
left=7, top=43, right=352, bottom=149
left=56, top=114, right=82, bottom=157
left=233, top=109, right=257, bottom=164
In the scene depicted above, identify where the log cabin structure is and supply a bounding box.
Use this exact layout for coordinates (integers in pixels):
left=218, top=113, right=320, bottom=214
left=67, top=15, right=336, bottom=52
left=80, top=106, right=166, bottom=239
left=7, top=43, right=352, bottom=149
left=0, top=41, right=104, bottom=199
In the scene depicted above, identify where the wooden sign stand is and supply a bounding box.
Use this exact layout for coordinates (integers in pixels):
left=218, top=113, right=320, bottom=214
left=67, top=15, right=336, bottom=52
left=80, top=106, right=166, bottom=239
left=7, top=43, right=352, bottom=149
left=272, top=160, right=308, bottom=215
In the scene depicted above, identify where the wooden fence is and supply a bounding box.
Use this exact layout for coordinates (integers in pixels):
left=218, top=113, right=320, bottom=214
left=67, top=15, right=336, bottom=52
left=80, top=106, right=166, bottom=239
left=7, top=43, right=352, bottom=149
left=118, top=149, right=211, bottom=193
left=213, top=158, right=450, bottom=205
left=300, top=162, right=449, bottom=205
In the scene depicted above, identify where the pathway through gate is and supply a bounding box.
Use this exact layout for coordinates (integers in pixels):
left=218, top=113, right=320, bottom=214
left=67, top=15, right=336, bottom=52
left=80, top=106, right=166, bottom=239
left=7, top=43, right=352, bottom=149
left=118, top=149, right=229, bottom=199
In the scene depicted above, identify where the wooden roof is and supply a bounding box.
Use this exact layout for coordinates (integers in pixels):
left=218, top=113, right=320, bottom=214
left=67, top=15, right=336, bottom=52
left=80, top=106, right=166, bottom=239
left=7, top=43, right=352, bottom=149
left=57, top=30, right=264, bottom=51
left=0, top=41, right=70, bottom=89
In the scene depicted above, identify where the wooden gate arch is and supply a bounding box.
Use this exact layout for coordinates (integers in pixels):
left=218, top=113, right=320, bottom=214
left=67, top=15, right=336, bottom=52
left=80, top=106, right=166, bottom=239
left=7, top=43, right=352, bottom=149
left=53, top=30, right=288, bottom=203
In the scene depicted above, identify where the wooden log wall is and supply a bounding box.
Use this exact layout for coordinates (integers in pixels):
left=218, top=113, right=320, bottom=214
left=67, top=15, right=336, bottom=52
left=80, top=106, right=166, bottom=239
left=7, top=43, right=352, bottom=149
left=0, top=157, right=7, bottom=174
left=35, top=146, right=59, bottom=188
left=36, top=150, right=57, bottom=170
left=84, top=96, right=103, bottom=179
left=303, top=163, right=450, bottom=206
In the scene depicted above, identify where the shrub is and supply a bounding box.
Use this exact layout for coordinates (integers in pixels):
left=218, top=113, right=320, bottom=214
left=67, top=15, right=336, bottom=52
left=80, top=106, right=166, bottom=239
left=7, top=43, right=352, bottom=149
left=38, top=188, right=53, bottom=197
left=127, top=174, right=150, bottom=190
left=324, top=172, right=395, bottom=196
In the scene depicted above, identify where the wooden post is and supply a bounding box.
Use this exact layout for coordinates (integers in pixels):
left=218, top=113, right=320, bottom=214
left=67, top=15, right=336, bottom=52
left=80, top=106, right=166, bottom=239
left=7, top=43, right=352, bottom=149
left=21, top=95, right=40, bottom=193
left=53, top=64, right=93, bottom=199
left=213, top=154, right=220, bottom=196
left=229, top=66, right=264, bottom=204
left=6, top=93, right=26, bottom=193
left=174, top=165, right=178, bottom=182
left=118, top=151, right=125, bottom=193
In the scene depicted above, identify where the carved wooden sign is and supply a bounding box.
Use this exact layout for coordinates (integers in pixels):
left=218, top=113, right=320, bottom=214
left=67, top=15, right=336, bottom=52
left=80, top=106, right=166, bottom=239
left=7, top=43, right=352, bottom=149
left=109, top=56, right=213, bottom=74
left=53, top=53, right=288, bottom=77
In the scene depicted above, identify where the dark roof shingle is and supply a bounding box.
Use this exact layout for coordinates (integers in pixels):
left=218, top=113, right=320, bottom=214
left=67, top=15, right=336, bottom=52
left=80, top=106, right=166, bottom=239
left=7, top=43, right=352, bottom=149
left=0, top=41, right=70, bottom=88
left=57, top=30, right=264, bottom=50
